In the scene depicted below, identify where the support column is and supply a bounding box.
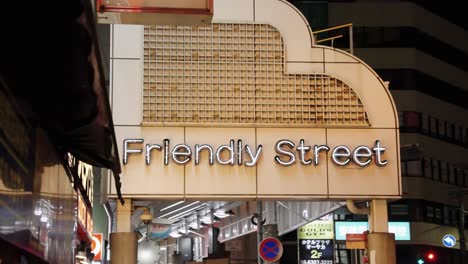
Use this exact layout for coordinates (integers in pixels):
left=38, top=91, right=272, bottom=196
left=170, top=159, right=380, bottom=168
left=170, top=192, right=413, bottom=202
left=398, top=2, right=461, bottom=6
left=257, top=201, right=264, bottom=264
left=116, top=198, right=133, bottom=232
left=110, top=232, right=138, bottom=264
left=367, top=200, right=395, bottom=264
left=111, top=198, right=137, bottom=264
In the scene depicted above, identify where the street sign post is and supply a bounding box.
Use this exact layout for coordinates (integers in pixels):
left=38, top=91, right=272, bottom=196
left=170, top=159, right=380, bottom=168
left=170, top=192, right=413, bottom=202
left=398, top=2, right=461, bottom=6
left=442, top=234, right=456, bottom=248
left=259, top=237, right=283, bottom=262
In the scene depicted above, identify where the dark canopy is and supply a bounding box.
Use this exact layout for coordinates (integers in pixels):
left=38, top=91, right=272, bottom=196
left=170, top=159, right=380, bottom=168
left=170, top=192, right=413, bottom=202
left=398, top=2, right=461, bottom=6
left=0, top=0, right=123, bottom=202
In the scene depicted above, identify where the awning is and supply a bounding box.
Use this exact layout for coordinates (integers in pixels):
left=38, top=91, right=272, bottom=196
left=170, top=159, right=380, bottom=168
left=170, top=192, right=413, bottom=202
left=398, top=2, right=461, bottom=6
left=0, top=0, right=124, bottom=203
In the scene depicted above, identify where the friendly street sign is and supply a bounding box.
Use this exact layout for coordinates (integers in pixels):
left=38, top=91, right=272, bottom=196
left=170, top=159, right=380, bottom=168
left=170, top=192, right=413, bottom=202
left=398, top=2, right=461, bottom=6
left=259, top=237, right=283, bottom=262
left=442, top=234, right=456, bottom=248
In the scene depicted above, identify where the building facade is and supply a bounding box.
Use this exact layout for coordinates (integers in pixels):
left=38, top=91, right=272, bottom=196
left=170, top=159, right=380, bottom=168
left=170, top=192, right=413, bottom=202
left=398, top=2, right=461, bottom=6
left=106, top=0, right=403, bottom=263
left=289, top=0, right=468, bottom=263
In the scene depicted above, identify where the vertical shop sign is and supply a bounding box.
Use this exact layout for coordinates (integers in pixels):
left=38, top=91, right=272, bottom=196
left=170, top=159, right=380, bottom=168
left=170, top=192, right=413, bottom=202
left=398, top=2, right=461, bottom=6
left=92, top=233, right=103, bottom=261
left=298, top=214, right=334, bottom=264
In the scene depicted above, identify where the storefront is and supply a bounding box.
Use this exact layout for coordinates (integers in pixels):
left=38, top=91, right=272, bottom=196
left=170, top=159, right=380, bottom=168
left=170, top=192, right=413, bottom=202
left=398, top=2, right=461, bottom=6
left=0, top=0, right=121, bottom=263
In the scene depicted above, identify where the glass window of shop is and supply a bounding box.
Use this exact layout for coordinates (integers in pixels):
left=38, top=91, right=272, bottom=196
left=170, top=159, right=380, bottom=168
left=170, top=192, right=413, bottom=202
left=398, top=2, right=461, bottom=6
left=0, top=85, right=77, bottom=263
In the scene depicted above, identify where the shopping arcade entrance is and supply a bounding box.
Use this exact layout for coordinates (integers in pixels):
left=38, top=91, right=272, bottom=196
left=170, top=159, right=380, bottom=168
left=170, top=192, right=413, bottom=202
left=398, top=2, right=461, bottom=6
left=105, top=1, right=401, bottom=263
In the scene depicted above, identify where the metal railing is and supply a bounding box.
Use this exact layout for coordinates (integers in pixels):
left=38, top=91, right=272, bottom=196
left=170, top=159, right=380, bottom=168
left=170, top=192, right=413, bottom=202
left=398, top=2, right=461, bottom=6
left=313, top=23, right=354, bottom=54
left=218, top=201, right=345, bottom=243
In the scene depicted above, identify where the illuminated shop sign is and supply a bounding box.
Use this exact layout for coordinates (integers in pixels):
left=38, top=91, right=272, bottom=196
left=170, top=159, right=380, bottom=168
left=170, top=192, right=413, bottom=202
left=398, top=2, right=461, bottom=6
left=298, top=215, right=334, bottom=264
left=123, top=139, right=388, bottom=168
left=67, top=154, right=94, bottom=205
left=335, top=222, right=410, bottom=241
left=112, top=127, right=400, bottom=199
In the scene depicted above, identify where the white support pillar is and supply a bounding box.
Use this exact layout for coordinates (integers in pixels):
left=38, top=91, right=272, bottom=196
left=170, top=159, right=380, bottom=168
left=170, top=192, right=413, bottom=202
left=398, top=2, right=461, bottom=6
left=369, top=200, right=388, bottom=233
left=111, top=199, right=137, bottom=264
left=367, top=200, right=396, bottom=264
left=116, top=198, right=133, bottom=232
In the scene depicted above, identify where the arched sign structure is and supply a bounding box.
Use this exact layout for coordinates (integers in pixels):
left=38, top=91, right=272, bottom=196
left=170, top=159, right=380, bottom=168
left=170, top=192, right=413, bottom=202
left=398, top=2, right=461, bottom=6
left=109, top=0, right=401, bottom=200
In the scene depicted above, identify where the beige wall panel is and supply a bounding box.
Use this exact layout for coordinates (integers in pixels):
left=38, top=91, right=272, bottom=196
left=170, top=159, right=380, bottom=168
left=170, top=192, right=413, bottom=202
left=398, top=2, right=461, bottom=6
left=327, top=128, right=400, bottom=197
left=212, top=0, right=254, bottom=23
left=285, top=62, right=325, bottom=74
left=324, top=63, right=397, bottom=128
left=185, top=128, right=256, bottom=197
left=323, top=48, right=361, bottom=63
left=112, top=25, right=143, bottom=59
left=112, top=59, right=142, bottom=126
left=255, top=0, right=315, bottom=62
left=112, top=126, right=185, bottom=197
left=257, top=128, right=328, bottom=197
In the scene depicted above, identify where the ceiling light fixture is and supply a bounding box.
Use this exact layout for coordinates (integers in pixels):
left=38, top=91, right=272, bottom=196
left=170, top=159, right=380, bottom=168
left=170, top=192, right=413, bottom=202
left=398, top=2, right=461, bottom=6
left=213, top=210, right=230, bottom=218
left=158, top=201, right=200, bottom=218
left=169, top=231, right=182, bottom=238
left=201, top=215, right=220, bottom=224
left=168, top=204, right=207, bottom=220
left=40, top=214, right=48, bottom=223
left=188, top=222, right=198, bottom=229
left=159, top=201, right=185, bottom=212
left=189, top=230, right=207, bottom=238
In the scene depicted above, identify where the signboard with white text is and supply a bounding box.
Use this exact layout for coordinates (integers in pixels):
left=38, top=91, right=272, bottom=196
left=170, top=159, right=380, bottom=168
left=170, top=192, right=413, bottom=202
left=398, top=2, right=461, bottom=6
left=335, top=222, right=410, bottom=241
left=110, top=127, right=400, bottom=200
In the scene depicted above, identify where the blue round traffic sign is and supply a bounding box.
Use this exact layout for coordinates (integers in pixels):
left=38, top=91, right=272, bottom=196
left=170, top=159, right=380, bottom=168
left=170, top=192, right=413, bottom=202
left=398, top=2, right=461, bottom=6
left=442, top=234, right=456, bottom=248
left=259, top=237, right=283, bottom=262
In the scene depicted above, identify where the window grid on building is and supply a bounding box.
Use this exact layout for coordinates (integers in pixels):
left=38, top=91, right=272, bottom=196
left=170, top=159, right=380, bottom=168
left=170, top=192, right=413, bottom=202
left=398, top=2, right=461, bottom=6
left=143, top=24, right=369, bottom=126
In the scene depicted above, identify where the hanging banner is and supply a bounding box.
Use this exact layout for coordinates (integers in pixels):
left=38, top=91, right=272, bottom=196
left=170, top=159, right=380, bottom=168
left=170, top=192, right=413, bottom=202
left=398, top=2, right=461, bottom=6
left=149, top=223, right=172, bottom=240
left=298, top=214, right=334, bottom=264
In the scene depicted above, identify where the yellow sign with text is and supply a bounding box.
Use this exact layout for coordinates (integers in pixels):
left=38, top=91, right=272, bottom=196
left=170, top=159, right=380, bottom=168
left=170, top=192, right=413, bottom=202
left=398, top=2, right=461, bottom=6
left=298, top=218, right=334, bottom=240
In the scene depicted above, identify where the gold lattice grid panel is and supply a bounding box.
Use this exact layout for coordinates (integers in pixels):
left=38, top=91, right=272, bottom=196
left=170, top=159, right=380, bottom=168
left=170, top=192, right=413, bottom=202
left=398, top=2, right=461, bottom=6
left=143, top=24, right=369, bottom=126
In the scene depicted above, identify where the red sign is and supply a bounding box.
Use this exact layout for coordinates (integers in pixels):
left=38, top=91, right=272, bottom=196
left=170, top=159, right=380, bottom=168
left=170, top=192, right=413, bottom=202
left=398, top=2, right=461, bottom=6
left=346, top=233, right=367, bottom=241
left=259, top=237, right=283, bottom=262
left=346, top=233, right=368, bottom=249
left=91, top=233, right=103, bottom=261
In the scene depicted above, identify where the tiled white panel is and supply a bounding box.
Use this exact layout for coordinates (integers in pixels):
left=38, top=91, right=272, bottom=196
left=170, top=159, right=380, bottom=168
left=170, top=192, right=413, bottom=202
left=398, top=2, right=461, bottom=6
left=255, top=0, right=314, bottom=62
left=213, top=0, right=254, bottom=23
left=112, top=25, right=143, bottom=59
left=112, top=59, right=142, bottom=125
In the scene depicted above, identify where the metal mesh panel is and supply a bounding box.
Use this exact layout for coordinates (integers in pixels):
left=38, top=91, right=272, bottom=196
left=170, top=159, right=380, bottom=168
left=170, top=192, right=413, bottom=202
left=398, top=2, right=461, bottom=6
left=143, top=24, right=369, bottom=126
